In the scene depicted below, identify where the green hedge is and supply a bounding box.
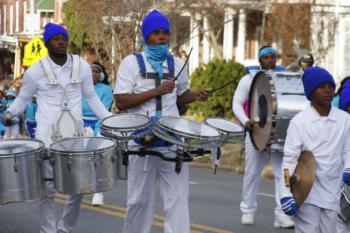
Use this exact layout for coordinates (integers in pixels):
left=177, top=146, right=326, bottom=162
left=187, top=59, right=245, bottom=120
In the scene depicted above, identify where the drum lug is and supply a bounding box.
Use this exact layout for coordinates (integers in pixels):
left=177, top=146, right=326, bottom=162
left=13, top=155, right=18, bottom=173
left=66, top=153, right=72, bottom=170
left=111, top=155, right=116, bottom=163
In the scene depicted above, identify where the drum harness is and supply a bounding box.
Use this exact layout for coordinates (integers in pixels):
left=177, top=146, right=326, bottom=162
left=40, top=55, right=84, bottom=143
left=123, top=53, right=209, bottom=173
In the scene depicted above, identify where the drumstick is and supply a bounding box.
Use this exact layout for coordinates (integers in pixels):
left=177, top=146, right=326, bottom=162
left=209, top=79, right=236, bottom=94
left=173, top=47, right=193, bottom=81
left=284, top=168, right=290, bottom=187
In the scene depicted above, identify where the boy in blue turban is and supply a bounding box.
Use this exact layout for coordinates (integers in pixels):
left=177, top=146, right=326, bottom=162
left=280, top=66, right=350, bottom=233
left=114, top=9, right=208, bottom=233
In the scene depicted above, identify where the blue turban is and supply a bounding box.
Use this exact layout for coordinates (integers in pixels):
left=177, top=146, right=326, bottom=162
left=301, top=66, right=335, bottom=100
left=258, top=46, right=277, bottom=58
left=142, top=9, right=170, bottom=43
left=340, top=80, right=350, bottom=111
left=43, top=23, right=68, bottom=44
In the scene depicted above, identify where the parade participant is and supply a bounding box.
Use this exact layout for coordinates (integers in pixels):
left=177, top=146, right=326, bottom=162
left=114, top=9, right=209, bottom=233
left=298, top=53, right=314, bottom=71
left=25, top=95, right=38, bottom=138
left=331, top=78, right=350, bottom=233
left=4, top=88, right=20, bottom=139
left=0, top=90, right=7, bottom=136
left=280, top=67, right=350, bottom=233
left=332, top=76, right=350, bottom=110
left=82, top=61, right=112, bottom=206
left=232, top=46, right=295, bottom=228
left=3, top=22, right=111, bottom=233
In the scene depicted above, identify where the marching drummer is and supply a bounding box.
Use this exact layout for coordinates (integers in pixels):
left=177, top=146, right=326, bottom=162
left=232, top=46, right=295, bottom=228
left=3, top=23, right=111, bottom=233
left=280, top=67, right=350, bottom=233
left=114, top=9, right=208, bottom=233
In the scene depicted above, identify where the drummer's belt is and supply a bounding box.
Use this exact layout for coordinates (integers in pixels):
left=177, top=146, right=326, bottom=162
left=134, top=134, right=173, bottom=148
left=133, top=116, right=174, bottom=148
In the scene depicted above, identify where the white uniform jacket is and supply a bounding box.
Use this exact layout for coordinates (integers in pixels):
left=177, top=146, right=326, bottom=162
left=8, top=55, right=110, bottom=144
left=232, top=73, right=251, bottom=125
left=114, top=52, right=189, bottom=118
left=280, top=105, right=350, bottom=210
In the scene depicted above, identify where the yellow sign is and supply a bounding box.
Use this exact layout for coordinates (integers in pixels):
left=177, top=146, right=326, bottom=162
left=23, top=36, right=48, bottom=67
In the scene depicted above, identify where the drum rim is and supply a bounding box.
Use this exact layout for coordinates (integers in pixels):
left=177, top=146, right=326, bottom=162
left=0, top=138, right=45, bottom=158
left=155, top=116, right=220, bottom=139
left=49, top=136, right=116, bottom=154
left=101, top=113, right=152, bottom=131
left=204, top=117, right=243, bottom=135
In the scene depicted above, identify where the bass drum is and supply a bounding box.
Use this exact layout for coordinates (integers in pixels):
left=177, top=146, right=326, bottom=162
left=248, top=71, right=309, bottom=151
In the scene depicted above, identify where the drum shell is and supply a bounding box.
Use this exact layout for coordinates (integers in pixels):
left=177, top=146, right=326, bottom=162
left=116, top=147, right=127, bottom=180
left=339, top=185, right=350, bottom=223
left=273, top=94, right=308, bottom=142
left=52, top=146, right=117, bottom=195
left=0, top=151, right=45, bottom=204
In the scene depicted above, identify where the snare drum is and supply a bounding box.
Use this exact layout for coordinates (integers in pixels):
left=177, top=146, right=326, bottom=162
left=0, top=139, right=45, bottom=204
left=153, top=116, right=221, bottom=149
left=339, top=184, right=350, bottom=223
left=248, top=71, right=309, bottom=151
left=101, top=113, right=152, bottom=141
left=204, top=118, right=244, bottom=143
left=50, top=137, right=117, bottom=195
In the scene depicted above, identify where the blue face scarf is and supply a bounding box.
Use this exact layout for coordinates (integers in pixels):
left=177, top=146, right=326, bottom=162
left=144, top=44, right=169, bottom=79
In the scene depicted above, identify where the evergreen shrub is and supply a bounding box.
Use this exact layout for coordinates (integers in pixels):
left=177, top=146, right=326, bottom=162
left=187, top=59, right=245, bottom=120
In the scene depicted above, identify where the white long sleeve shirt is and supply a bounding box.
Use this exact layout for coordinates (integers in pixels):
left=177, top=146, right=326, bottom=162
left=114, top=52, right=189, bottom=117
left=280, top=105, right=350, bottom=210
left=232, top=74, right=252, bottom=125
left=8, top=55, right=111, bottom=145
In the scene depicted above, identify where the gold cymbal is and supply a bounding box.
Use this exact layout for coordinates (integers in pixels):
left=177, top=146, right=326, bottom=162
left=290, top=151, right=316, bottom=208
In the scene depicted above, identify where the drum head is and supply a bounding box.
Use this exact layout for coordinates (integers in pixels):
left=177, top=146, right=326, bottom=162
left=50, top=137, right=115, bottom=153
left=157, top=117, right=220, bottom=138
left=248, top=71, right=273, bottom=151
left=0, top=139, right=44, bottom=157
left=204, top=118, right=243, bottom=135
left=102, top=114, right=151, bottom=130
left=291, top=151, right=316, bottom=208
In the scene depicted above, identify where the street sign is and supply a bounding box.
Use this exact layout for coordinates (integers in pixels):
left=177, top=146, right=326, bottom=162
left=23, top=36, right=48, bottom=67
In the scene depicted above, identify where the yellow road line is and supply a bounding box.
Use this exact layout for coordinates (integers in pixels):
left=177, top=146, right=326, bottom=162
left=54, top=194, right=234, bottom=233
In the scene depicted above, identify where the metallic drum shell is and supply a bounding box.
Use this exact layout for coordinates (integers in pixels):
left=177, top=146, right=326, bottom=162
left=50, top=137, right=117, bottom=195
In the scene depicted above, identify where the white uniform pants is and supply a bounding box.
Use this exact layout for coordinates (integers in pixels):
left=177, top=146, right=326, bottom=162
left=294, top=203, right=337, bottom=233
left=39, top=160, right=83, bottom=233
left=240, top=135, right=285, bottom=218
left=122, top=149, right=190, bottom=233
left=336, top=216, right=350, bottom=233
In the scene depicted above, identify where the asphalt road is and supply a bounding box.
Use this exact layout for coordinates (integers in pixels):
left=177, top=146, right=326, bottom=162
left=0, top=166, right=294, bottom=233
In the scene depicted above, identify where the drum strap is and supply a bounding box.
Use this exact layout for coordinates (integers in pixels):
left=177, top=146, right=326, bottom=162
left=133, top=52, right=174, bottom=117
left=40, top=55, right=80, bottom=85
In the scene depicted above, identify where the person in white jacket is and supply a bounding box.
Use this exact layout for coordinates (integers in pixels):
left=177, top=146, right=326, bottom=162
left=114, top=9, right=208, bottom=233
left=3, top=23, right=111, bottom=233
left=280, top=66, right=350, bottom=233
left=232, top=46, right=294, bottom=228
